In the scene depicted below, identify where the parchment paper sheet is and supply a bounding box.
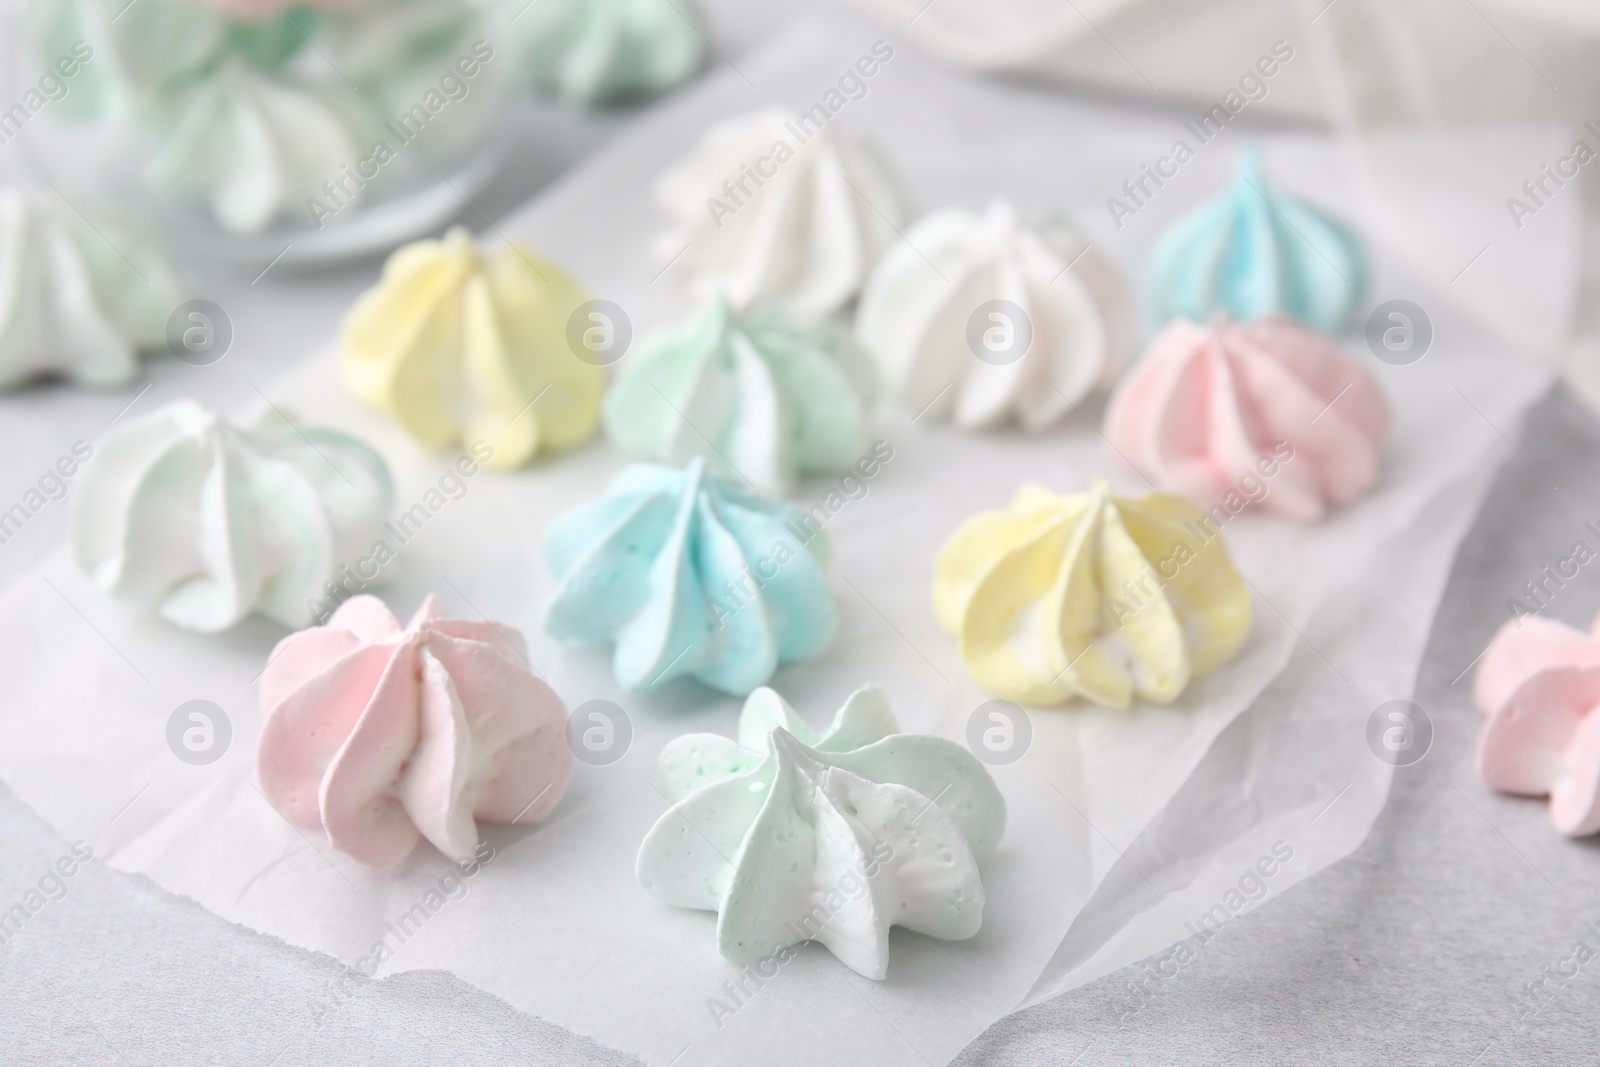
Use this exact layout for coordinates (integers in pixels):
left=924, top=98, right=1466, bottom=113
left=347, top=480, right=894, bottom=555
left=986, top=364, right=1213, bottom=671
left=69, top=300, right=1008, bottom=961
left=0, top=22, right=1559, bottom=1067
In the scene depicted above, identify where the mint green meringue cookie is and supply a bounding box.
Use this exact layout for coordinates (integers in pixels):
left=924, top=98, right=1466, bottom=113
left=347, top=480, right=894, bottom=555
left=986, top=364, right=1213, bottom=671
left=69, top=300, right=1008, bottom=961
left=34, top=0, right=489, bottom=234
left=638, top=685, right=1007, bottom=979
left=604, top=298, right=874, bottom=494
left=543, top=459, right=835, bottom=694
left=0, top=189, right=183, bottom=389
left=146, top=59, right=360, bottom=234
left=512, top=0, right=701, bottom=106
left=1146, top=146, right=1368, bottom=334
left=321, top=0, right=495, bottom=156
left=32, top=0, right=226, bottom=120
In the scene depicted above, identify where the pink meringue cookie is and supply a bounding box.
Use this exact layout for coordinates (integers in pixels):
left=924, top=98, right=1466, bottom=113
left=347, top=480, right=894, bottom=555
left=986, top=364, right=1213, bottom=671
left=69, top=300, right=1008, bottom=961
left=257, top=594, right=572, bottom=867
left=1473, top=611, right=1600, bottom=837
left=1104, top=315, right=1391, bottom=521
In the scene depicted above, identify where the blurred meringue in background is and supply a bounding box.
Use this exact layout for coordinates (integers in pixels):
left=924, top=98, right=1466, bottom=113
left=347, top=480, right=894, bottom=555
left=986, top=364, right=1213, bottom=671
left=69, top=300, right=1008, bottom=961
left=0, top=187, right=184, bottom=389
left=22, top=0, right=504, bottom=262
left=1144, top=147, right=1367, bottom=335
left=654, top=107, right=900, bottom=318
left=509, top=0, right=702, bottom=106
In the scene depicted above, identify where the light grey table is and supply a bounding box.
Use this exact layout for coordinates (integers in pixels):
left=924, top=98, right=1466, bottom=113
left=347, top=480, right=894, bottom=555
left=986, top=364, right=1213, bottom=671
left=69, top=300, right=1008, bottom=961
left=3, top=4, right=1598, bottom=1064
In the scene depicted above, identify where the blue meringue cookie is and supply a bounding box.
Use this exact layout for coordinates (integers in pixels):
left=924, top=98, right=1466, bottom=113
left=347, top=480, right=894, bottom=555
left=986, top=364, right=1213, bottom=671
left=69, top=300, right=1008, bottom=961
left=1146, top=147, right=1368, bottom=333
left=543, top=458, right=835, bottom=694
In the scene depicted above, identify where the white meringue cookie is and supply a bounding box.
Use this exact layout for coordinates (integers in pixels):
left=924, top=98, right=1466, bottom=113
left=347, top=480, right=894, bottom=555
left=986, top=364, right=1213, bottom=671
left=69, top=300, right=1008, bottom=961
left=145, top=59, right=359, bottom=234
left=0, top=188, right=183, bottom=389
left=654, top=107, right=899, bottom=317
left=72, top=399, right=394, bottom=633
left=638, top=685, right=1006, bottom=980
left=856, top=200, right=1134, bottom=430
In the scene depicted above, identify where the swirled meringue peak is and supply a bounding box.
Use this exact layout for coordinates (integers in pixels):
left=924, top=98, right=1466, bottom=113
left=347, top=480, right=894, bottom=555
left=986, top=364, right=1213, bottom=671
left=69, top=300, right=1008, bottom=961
left=603, top=297, right=875, bottom=492
left=0, top=188, right=183, bottom=389
left=71, top=399, right=394, bottom=633
left=1146, top=147, right=1368, bottom=333
left=653, top=108, right=900, bottom=317
left=257, top=594, right=572, bottom=867
left=513, top=0, right=702, bottom=105
left=638, top=684, right=1006, bottom=979
left=1105, top=315, right=1391, bottom=522
left=934, top=479, right=1252, bottom=708
left=1473, top=611, right=1600, bottom=837
left=340, top=226, right=605, bottom=469
left=543, top=459, right=835, bottom=694
left=856, top=200, right=1135, bottom=431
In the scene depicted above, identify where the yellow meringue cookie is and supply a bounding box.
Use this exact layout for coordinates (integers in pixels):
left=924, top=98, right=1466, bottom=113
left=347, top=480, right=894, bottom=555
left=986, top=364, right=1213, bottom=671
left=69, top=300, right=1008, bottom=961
left=934, top=479, right=1252, bottom=708
left=340, top=226, right=604, bottom=469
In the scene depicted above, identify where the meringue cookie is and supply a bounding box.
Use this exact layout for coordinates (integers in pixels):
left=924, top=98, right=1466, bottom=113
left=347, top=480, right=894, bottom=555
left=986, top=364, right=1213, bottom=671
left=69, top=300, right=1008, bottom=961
left=543, top=459, right=835, bottom=694
left=513, top=0, right=702, bottom=105
left=856, top=200, right=1134, bottom=430
left=321, top=0, right=494, bottom=155
left=1104, top=315, right=1391, bottom=522
left=0, top=188, right=184, bottom=389
left=1473, top=611, right=1600, bottom=837
left=603, top=297, right=875, bottom=493
left=32, top=0, right=224, bottom=118
left=934, top=479, right=1252, bottom=708
left=654, top=107, right=899, bottom=317
left=258, top=593, right=572, bottom=867
left=72, top=399, right=394, bottom=633
left=1146, top=147, right=1368, bottom=333
left=638, top=685, right=1006, bottom=979
left=144, top=59, right=361, bottom=234
left=341, top=226, right=605, bottom=470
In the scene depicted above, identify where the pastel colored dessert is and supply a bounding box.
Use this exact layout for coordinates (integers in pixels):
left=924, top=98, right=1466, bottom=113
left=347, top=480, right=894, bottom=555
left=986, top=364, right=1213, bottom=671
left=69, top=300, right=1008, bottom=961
left=934, top=479, right=1252, bottom=708
left=512, top=0, right=702, bottom=105
left=0, top=188, right=184, bottom=389
left=257, top=594, right=572, bottom=867
left=146, top=59, right=360, bottom=235
left=33, top=0, right=489, bottom=233
left=208, top=0, right=351, bottom=19
left=1473, top=612, right=1600, bottom=837
left=1104, top=314, right=1391, bottom=522
left=638, top=685, right=1006, bottom=979
left=654, top=107, right=899, bottom=317
left=322, top=1, right=496, bottom=152
left=340, top=226, right=604, bottom=470
left=603, top=297, right=876, bottom=493
left=72, top=399, right=394, bottom=633
left=543, top=459, right=835, bottom=694
left=856, top=200, right=1134, bottom=430
left=1146, top=147, right=1368, bottom=333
